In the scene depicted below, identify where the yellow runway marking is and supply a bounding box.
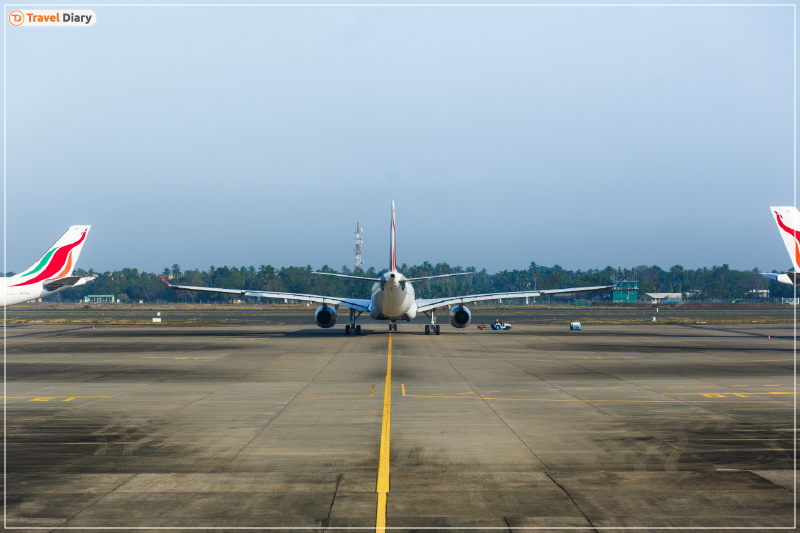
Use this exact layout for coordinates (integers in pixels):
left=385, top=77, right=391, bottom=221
left=2, top=396, right=112, bottom=400
left=399, top=386, right=794, bottom=403
left=670, top=392, right=794, bottom=398
left=376, top=333, right=392, bottom=532
left=561, top=356, right=639, bottom=360
left=142, top=357, right=219, bottom=360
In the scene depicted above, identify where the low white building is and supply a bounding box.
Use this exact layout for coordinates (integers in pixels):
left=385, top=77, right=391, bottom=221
left=640, top=292, right=683, bottom=303
left=84, top=295, right=115, bottom=304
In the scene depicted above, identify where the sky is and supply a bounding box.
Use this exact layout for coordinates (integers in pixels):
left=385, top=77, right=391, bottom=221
left=4, top=3, right=795, bottom=275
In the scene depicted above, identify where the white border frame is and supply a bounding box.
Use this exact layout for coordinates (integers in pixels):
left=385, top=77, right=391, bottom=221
left=2, top=3, right=796, bottom=530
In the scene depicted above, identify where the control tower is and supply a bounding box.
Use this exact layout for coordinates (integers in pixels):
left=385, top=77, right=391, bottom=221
left=354, top=223, right=364, bottom=271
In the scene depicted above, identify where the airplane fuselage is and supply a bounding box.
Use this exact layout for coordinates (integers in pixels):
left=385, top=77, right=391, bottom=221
left=4, top=278, right=63, bottom=306
left=5, top=280, right=49, bottom=306
left=369, top=271, right=418, bottom=321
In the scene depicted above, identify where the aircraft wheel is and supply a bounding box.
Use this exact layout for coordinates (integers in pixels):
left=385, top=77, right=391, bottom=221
left=345, top=325, right=351, bottom=335
left=425, top=325, right=430, bottom=335
left=355, top=325, right=361, bottom=335
left=435, top=325, right=441, bottom=335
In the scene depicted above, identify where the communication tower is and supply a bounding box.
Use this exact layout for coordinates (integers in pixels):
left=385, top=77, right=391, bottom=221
left=354, top=223, right=364, bottom=271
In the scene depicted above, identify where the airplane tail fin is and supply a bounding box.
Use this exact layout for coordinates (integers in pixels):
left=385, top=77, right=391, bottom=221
left=771, top=206, right=800, bottom=271
left=12, top=226, right=91, bottom=286
left=390, top=201, right=396, bottom=271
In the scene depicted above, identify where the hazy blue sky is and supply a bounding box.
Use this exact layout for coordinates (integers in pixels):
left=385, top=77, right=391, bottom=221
left=5, top=4, right=794, bottom=274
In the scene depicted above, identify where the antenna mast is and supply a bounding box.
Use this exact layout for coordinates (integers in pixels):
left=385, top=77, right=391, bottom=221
left=354, top=223, right=364, bottom=271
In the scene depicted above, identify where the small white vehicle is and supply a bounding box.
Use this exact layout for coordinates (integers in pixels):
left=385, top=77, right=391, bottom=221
left=570, top=321, right=582, bottom=331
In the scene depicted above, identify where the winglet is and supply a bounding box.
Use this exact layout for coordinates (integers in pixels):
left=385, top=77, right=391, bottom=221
left=614, top=275, right=628, bottom=288
left=159, top=275, right=171, bottom=286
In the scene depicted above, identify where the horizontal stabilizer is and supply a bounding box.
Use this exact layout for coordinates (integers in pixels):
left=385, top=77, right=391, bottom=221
left=406, top=272, right=473, bottom=282
left=312, top=272, right=379, bottom=282
left=761, top=272, right=798, bottom=286
left=42, top=276, right=96, bottom=292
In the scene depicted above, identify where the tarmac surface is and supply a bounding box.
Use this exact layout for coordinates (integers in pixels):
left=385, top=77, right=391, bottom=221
left=5, top=322, right=797, bottom=531
left=7, top=307, right=796, bottom=324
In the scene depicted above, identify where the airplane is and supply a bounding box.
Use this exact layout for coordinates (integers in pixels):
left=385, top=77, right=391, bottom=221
left=162, top=203, right=621, bottom=335
left=762, top=206, right=800, bottom=286
left=4, top=226, right=96, bottom=306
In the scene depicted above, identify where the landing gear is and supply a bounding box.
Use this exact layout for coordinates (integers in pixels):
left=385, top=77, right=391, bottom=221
left=424, top=310, right=438, bottom=335
left=389, top=321, right=397, bottom=331
left=346, top=309, right=363, bottom=335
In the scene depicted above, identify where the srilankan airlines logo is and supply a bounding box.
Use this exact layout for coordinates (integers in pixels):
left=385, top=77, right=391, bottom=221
left=11, top=229, right=87, bottom=287
left=774, top=210, right=800, bottom=267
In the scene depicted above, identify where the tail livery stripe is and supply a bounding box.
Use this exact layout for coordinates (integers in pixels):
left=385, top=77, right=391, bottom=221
left=55, top=251, right=74, bottom=279
left=21, top=248, right=56, bottom=278
left=779, top=211, right=800, bottom=268
left=771, top=207, right=800, bottom=271
left=12, top=229, right=87, bottom=287
left=775, top=211, right=800, bottom=240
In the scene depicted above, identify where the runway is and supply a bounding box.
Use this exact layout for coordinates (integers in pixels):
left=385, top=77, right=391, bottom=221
left=5, top=323, right=796, bottom=531
left=7, top=306, right=795, bottom=325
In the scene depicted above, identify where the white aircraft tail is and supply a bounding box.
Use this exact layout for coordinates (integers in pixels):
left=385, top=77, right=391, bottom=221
left=771, top=206, right=800, bottom=271
left=390, top=201, right=396, bottom=272
left=12, top=226, right=91, bottom=286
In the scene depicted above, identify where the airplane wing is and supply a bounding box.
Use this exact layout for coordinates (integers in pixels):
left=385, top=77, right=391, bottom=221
left=42, top=276, right=96, bottom=292
left=161, top=278, right=371, bottom=312
left=414, top=283, right=617, bottom=313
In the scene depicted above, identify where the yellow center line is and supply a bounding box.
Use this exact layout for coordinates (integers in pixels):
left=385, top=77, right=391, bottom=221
left=376, top=333, right=392, bottom=532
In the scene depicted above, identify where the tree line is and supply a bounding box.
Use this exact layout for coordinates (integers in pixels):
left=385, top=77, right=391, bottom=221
left=29, top=261, right=792, bottom=303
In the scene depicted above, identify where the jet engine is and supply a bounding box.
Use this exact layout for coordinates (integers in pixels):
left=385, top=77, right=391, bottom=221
left=449, top=304, right=471, bottom=328
left=315, top=305, right=337, bottom=328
